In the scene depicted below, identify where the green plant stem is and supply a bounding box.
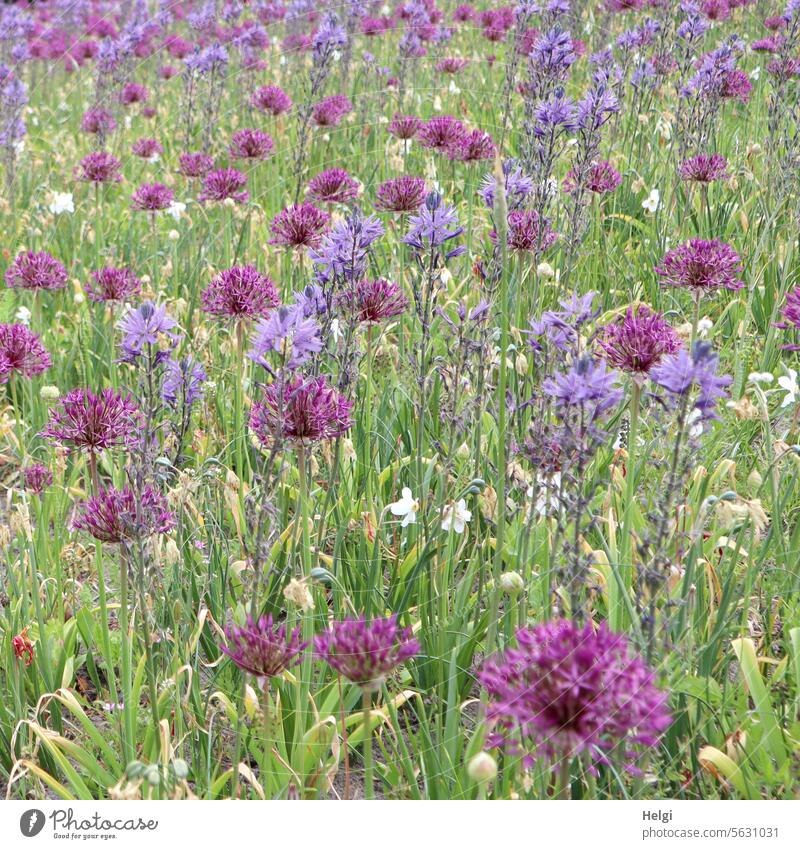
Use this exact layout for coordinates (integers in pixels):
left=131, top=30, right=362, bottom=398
left=362, top=689, right=374, bottom=800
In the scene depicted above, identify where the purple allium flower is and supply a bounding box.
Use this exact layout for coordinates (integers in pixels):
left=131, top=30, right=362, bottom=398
left=22, top=463, right=52, bottom=495
left=417, top=115, right=467, bottom=151
left=338, top=278, right=409, bottom=325
left=250, top=84, right=292, bottom=116
left=199, top=167, right=249, bottom=204
left=478, top=160, right=534, bottom=210
left=72, top=485, right=176, bottom=544
left=312, top=94, right=353, bottom=127
left=679, top=153, right=729, bottom=183
left=85, top=266, right=142, bottom=303
left=131, top=137, right=163, bottom=159
left=0, top=324, right=51, bottom=382
left=436, top=57, right=469, bottom=74
left=131, top=182, right=174, bottom=212
left=75, top=151, right=123, bottom=183
left=544, top=356, right=623, bottom=413
left=314, top=614, right=419, bottom=690
left=162, top=356, right=207, bottom=408
left=248, top=305, right=323, bottom=369
left=41, top=388, right=143, bottom=453
left=721, top=69, right=752, bottom=102
left=564, top=160, right=622, bottom=195
left=221, top=614, right=307, bottom=681
left=447, top=128, right=495, bottom=162
left=656, top=239, right=744, bottom=292
left=178, top=152, right=214, bottom=178
left=269, top=203, right=330, bottom=250
left=249, top=375, right=353, bottom=444
left=120, top=82, right=149, bottom=105
left=5, top=251, right=67, bottom=291
left=118, top=302, right=180, bottom=363
left=387, top=113, right=423, bottom=141
left=774, top=286, right=800, bottom=350
left=201, top=265, right=279, bottom=321
left=228, top=128, right=274, bottom=160
left=478, top=620, right=670, bottom=768
left=307, top=169, right=359, bottom=204
left=492, top=210, right=557, bottom=255
left=80, top=107, right=117, bottom=135
left=650, top=342, right=731, bottom=420
left=375, top=176, right=427, bottom=213
left=597, top=305, right=681, bottom=376
left=403, top=191, right=464, bottom=258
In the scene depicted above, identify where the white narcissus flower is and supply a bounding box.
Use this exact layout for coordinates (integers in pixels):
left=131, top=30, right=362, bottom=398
left=48, top=192, right=74, bottom=214
left=388, top=487, right=419, bottom=528
left=642, top=189, right=660, bottom=213
left=778, top=369, right=798, bottom=407
left=687, top=408, right=703, bottom=438
left=697, top=317, right=713, bottom=338
left=15, top=305, right=32, bottom=326
left=748, top=372, right=774, bottom=385
left=441, top=499, right=471, bottom=534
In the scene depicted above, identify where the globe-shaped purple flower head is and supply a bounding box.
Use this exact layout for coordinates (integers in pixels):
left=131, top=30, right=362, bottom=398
left=307, top=169, right=359, bottom=205
left=679, top=153, right=728, bottom=184
left=72, top=485, right=176, bottom=544
left=387, top=114, right=423, bottom=141
left=249, top=375, right=353, bottom=445
left=23, top=464, right=53, bottom=495
left=597, top=305, right=681, bottom=377
left=199, top=168, right=249, bottom=204
left=229, top=129, right=274, bottom=160
left=478, top=620, right=671, bottom=769
left=338, top=278, right=409, bottom=325
left=5, top=251, right=68, bottom=291
left=75, top=151, right=123, bottom=183
left=269, top=203, right=330, bottom=250
left=314, top=614, right=420, bottom=691
left=774, top=286, right=800, bottom=350
left=85, top=266, right=142, bottom=303
left=375, top=177, right=427, bottom=213
left=250, top=85, right=292, bottom=116
left=656, top=239, right=743, bottom=292
left=0, top=324, right=51, bottom=382
left=131, top=182, right=174, bottom=212
left=222, top=614, right=307, bottom=683
left=41, top=388, right=143, bottom=454
left=202, top=265, right=280, bottom=321
left=178, top=152, right=214, bottom=179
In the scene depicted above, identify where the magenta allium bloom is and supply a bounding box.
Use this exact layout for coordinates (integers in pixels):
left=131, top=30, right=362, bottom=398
left=80, top=107, right=116, bottom=135
left=269, top=203, right=330, bottom=249
left=85, top=266, right=142, bottom=303
left=597, top=306, right=681, bottom=376
left=436, top=57, right=469, bottom=74
left=75, top=151, right=123, bottom=183
left=679, top=153, right=729, bottom=183
left=564, top=160, right=622, bottom=195
left=774, top=286, right=800, bottom=350
left=41, top=388, right=143, bottom=453
left=201, top=265, right=279, bottom=320
left=159, top=64, right=179, bottom=80
left=72, top=485, right=176, bottom=544
left=307, top=169, right=359, bottom=204
left=0, top=324, right=52, bottom=382
left=478, top=620, right=671, bottom=769
left=131, top=137, right=163, bottom=158
left=5, top=251, right=68, bottom=291
left=312, top=94, right=353, bottom=127
left=447, top=129, right=494, bottom=162
left=228, top=129, right=274, bottom=160
left=120, top=82, right=149, bottom=105
left=249, top=375, right=353, bottom=444
left=387, top=113, right=423, bottom=141
left=199, top=168, right=249, bottom=204
left=375, top=176, right=427, bottom=213
left=250, top=84, right=292, bottom=116
left=178, top=151, right=214, bottom=178
left=721, top=69, right=752, bottom=102
left=23, top=464, right=53, bottom=495
left=338, top=278, right=408, bottom=325
left=314, top=615, right=420, bottom=690
left=492, top=210, right=557, bottom=254
left=131, top=182, right=174, bottom=212
left=417, top=115, right=467, bottom=150
left=656, top=239, right=744, bottom=292
left=222, top=614, right=307, bottom=681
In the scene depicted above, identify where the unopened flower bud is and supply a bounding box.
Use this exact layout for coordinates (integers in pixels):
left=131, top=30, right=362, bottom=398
left=467, top=752, right=497, bottom=783
left=499, top=571, right=524, bottom=594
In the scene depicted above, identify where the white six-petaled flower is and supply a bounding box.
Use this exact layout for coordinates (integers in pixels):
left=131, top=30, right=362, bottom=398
left=642, top=188, right=660, bottom=213
left=441, top=498, right=471, bottom=534
left=778, top=368, right=798, bottom=407
left=48, top=192, right=74, bottom=215
left=388, top=487, right=419, bottom=527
